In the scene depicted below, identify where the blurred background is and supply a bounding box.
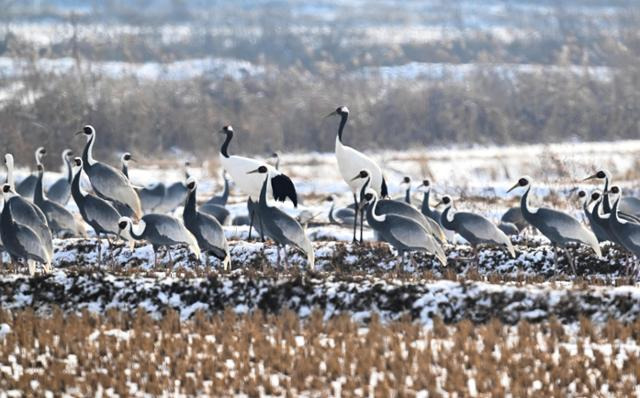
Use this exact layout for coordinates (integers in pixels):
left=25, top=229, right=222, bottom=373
left=0, top=0, right=639, bottom=165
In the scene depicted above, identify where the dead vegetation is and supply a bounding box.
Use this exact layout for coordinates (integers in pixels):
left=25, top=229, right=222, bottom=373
left=0, top=308, right=639, bottom=396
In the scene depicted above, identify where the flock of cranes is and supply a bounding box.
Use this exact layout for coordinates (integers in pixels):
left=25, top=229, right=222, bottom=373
left=1, top=106, right=640, bottom=276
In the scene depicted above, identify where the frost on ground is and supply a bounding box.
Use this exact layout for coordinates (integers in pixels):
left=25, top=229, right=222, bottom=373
left=2, top=266, right=640, bottom=326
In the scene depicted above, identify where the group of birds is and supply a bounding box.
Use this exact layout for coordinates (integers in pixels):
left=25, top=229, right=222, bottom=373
left=1, top=105, right=639, bottom=276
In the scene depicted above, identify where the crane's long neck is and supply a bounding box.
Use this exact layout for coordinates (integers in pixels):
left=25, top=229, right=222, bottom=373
left=602, top=178, right=612, bottom=213
left=121, top=162, right=129, bottom=179
left=369, top=196, right=385, bottom=223
left=519, top=185, right=536, bottom=220
left=337, top=113, right=348, bottom=143
left=591, top=199, right=608, bottom=221
left=404, top=186, right=411, bottom=204
left=220, top=131, right=233, bottom=158
left=65, top=155, right=73, bottom=183
left=328, top=202, right=337, bottom=224
left=421, top=191, right=431, bottom=215
left=184, top=188, right=197, bottom=218
left=71, top=168, right=85, bottom=202
left=440, top=206, right=455, bottom=231
left=358, top=177, right=371, bottom=204
left=220, top=175, right=229, bottom=203
left=82, top=133, right=97, bottom=167
left=128, top=223, right=145, bottom=240
left=5, top=157, right=15, bottom=190
left=35, top=151, right=43, bottom=167
left=258, top=174, right=269, bottom=209
left=34, top=168, right=45, bottom=204
left=610, top=197, right=623, bottom=226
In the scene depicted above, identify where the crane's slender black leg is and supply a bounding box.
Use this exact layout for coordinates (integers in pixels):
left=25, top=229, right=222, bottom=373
left=258, top=213, right=265, bottom=242
left=248, top=208, right=255, bottom=240
left=97, top=234, right=103, bottom=266
left=352, top=193, right=358, bottom=244
left=276, top=244, right=281, bottom=268
left=359, top=207, right=365, bottom=243
left=284, top=245, right=290, bottom=269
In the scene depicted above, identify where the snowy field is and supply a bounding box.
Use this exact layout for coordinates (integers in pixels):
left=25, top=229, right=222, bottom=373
left=3, top=141, right=640, bottom=395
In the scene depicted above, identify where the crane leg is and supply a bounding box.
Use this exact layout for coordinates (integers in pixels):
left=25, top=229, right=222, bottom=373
left=352, top=193, right=358, bottom=244
left=276, top=244, right=281, bottom=268
left=258, top=213, right=265, bottom=242
left=564, top=247, right=577, bottom=275
left=473, top=246, right=479, bottom=270
left=97, top=234, right=103, bottom=266
left=359, top=207, right=365, bottom=243
left=248, top=208, right=255, bottom=240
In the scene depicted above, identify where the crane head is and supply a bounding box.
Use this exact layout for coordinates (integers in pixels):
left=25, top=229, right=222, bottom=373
left=324, top=106, right=349, bottom=118
left=219, top=125, right=233, bottom=134
left=121, top=152, right=133, bottom=163
left=434, top=195, right=452, bottom=208
left=507, top=177, right=531, bottom=193
left=247, top=165, right=268, bottom=174
left=583, top=169, right=609, bottom=182
left=73, top=157, right=83, bottom=168
left=75, top=125, right=95, bottom=137
left=63, top=149, right=74, bottom=158
left=350, top=170, right=369, bottom=181
left=186, top=177, right=197, bottom=191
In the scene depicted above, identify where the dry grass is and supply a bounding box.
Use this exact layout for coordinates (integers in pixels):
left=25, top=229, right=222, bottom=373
left=0, top=309, right=639, bottom=396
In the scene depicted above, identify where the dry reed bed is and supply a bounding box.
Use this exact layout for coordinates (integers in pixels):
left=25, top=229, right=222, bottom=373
left=2, top=269, right=640, bottom=326
left=0, top=309, right=639, bottom=396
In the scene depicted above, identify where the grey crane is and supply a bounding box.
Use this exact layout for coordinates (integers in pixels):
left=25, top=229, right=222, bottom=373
left=360, top=188, right=446, bottom=267
left=203, top=171, right=230, bottom=207
left=417, top=179, right=456, bottom=242
left=156, top=161, right=191, bottom=214
left=46, top=149, right=74, bottom=205
left=497, top=222, right=520, bottom=236
left=585, top=189, right=637, bottom=253
left=437, top=195, right=515, bottom=263
left=1, top=184, right=52, bottom=275
left=77, top=125, right=142, bottom=219
left=578, top=189, right=611, bottom=243
left=500, top=207, right=528, bottom=232
left=71, top=158, right=123, bottom=262
left=34, top=164, right=83, bottom=237
left=183, top=177, right=230, bottom=269
left=249, top=166, right=314, bottom=269
left=16, top=146, right=47, bottom=199
left=584, top=169, right=640, bottom=216
left=118, top=214, right=201, bottom=267
left=327, top=195, right=356, bottom=227
left=199, top=202, right=231, bottom=225
left=607, top=186, right=640, bottom=268
left=354, top=171, right=447, bottom=245
left=508, top=176, right=601, bottom=274
left=120, top=152, right=167, bottom=213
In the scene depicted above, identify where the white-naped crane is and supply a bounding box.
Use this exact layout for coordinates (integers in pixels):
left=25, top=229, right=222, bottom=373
left=34, top=164, right=84, bottom=238
left=183, top=177, right=230, bottom=269
left=76, top=125, right=142, bottom=219
left=71, top=157, right=123, bottom=263
left=217, top=125, right=297, bottom=240
left=326, top=106, right=387, bottom=243
left=47, top=149, right=74, bottom=205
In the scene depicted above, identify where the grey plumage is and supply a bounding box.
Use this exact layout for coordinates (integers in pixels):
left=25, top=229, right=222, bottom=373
left=361, top=189, right=446, bottom=266
left=203, top=171, right=230, bottom=207
left=183, top=177, right=230, bottom=269
left=585, top=169, right=640, bottom=217
left=118, top=214, right=200, bottom=266
left=199, top=203, right=231, bottom=225
left=500, top=207, right=528, bottom=232
left=498, top=222, right=520, bottom=236
left=438, top=195, right=515, bottom=258
left=16, top=146, right=47, bottom=200
left=355, top=172, right=447, bottom=245
left=417, top=180, right=456, bottom=242
left=327, top=196, right=356, bottom=226
left=78, top=125, right=142, bottom=219
left=120, top=152, right=167, bottom=214
left=252, top=166, right=314, bottom=269
left=508, top=176, right=601, bottom=274
left=47, top=149, right=74, bottom=205
left=154, top=161, right=191, bottom=213
left=34, top=164, right=82, bottom=237
left=607, top=187, right=640, bottom=262
left=1, top=184, right=53, bottom=275
left=71, top=158, right=122, bottom=239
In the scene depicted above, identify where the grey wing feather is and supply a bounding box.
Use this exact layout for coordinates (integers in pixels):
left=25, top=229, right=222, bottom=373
left=269, top=208, right=306, bottom=248
left=14, top=223, right=50, bottom=263
left=386, top=216, right=446, bottom=263
left=455, top=213, right=509, bottom=244
left=144, top=214, right=195, bottom=246
left=40, top=201, right=77, bottom=233
left=83, top=196, right=121, bottom=235
left=536, top=208, right=600, bottom=255
left=47, top=179, right=71, bottom=204
left=196, top=213, right=228, bottom=251
left=89, top=163, right=141, bottom=216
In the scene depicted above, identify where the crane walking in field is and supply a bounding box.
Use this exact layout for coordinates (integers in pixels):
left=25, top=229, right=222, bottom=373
left=217, top=125, right=297, bottom=241
left=183, top=177, right=230, bottom=269
left=436, top=195, right=515, bottom=264
left=249, top=166, right=314, bottom=270
left=607, top=186, right=640, bottom=274
left=47, top=149, right=74, bottom=205
left=326, top=106, right=387, bottom=243
left=360, top=188, right=446, bottom=267
left=118, top=215, right=201, bottom=267
left=71, top=158, right=123, bottom=263
left=508, top=176, right=601, bottom=274
left=77, top=125, right=142, bottom=219
left=1, top=184, right=53, bottom=275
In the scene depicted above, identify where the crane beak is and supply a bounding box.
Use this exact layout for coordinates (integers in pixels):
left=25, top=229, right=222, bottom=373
left=506, top=182, right=520, bottom=193
left=583, top=174, right=598, bottom=181
left=350, top=174, right=362, bottom=181
left=74, top=130, right=83, bottom=136
left=246, top=168, right=260, bottom=174
left=324, top=111, right=337, bottom=118
left=129, top=157, right=137, bottom=163
left=433, top=199, right=443, bottom=207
